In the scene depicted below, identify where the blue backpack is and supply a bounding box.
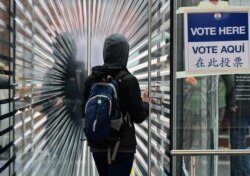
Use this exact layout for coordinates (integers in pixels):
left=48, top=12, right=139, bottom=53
left=84, top=71, right=127, bottom=163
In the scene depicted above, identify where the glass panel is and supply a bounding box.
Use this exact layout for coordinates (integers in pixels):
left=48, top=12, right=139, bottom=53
left=0, top=0, right=10, bottom=43
left=175, top=75, right=217, bottom=175
left=15, top=1, right=87, bottom=175
left=14, top=0, right=156, bottom=176
left=147, top=0, right=171, bottom=175
left=0, top=0, right=15, bottom=175
left=14, top=0, right=171, bottom=176
left=15, top=2, right=35, bottom=175
left=175, top=156, right=230, bottom=176
left=173, top=0, right=250, bottom=176
left=173, top=0, right=216, bottom=176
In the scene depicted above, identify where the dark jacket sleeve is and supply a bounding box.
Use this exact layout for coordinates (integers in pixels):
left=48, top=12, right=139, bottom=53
left=125, top=75, right=149, bottom=123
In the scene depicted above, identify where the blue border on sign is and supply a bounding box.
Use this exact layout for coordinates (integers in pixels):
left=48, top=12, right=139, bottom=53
left=188, top=12, right=248, bottom=42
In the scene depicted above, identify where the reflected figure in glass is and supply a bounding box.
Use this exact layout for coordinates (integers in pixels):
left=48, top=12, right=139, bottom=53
left=182, top=76, right=212, bottom=176
left=39, top=33, right=87, bottom=165
left=43, top=32, right=86, bottom=126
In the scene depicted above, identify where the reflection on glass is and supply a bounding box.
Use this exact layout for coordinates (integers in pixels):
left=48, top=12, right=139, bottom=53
left=14, top=0, right=171, bottom=175
left=227, top=74, right=250, bottom=175
left=182, top=76, right=213, bottom=176
left=0, top=0, right=15, bottom=175
left=175, top=73, right=250, bottom=175
left=176, top=156, right=230, bottom=176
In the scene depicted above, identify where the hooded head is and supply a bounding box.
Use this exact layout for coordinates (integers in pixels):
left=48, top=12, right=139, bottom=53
left=103, top=33, right=129, bottom=67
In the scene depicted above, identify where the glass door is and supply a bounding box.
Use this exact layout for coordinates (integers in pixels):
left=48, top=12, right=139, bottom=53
left=172, top=0, right=250, bottom=176
left=13, top=0, right=172, bottom=175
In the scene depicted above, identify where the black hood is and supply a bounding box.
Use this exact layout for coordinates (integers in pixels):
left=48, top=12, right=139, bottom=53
left=103, top=33, right=129, bottom=67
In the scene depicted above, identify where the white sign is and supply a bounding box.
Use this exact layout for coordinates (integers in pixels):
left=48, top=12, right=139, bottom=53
left=184, top=12, right=250, bottom=73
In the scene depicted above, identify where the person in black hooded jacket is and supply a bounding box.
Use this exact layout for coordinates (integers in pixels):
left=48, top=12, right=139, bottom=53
left=82, top=33, right=150, bottom=176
